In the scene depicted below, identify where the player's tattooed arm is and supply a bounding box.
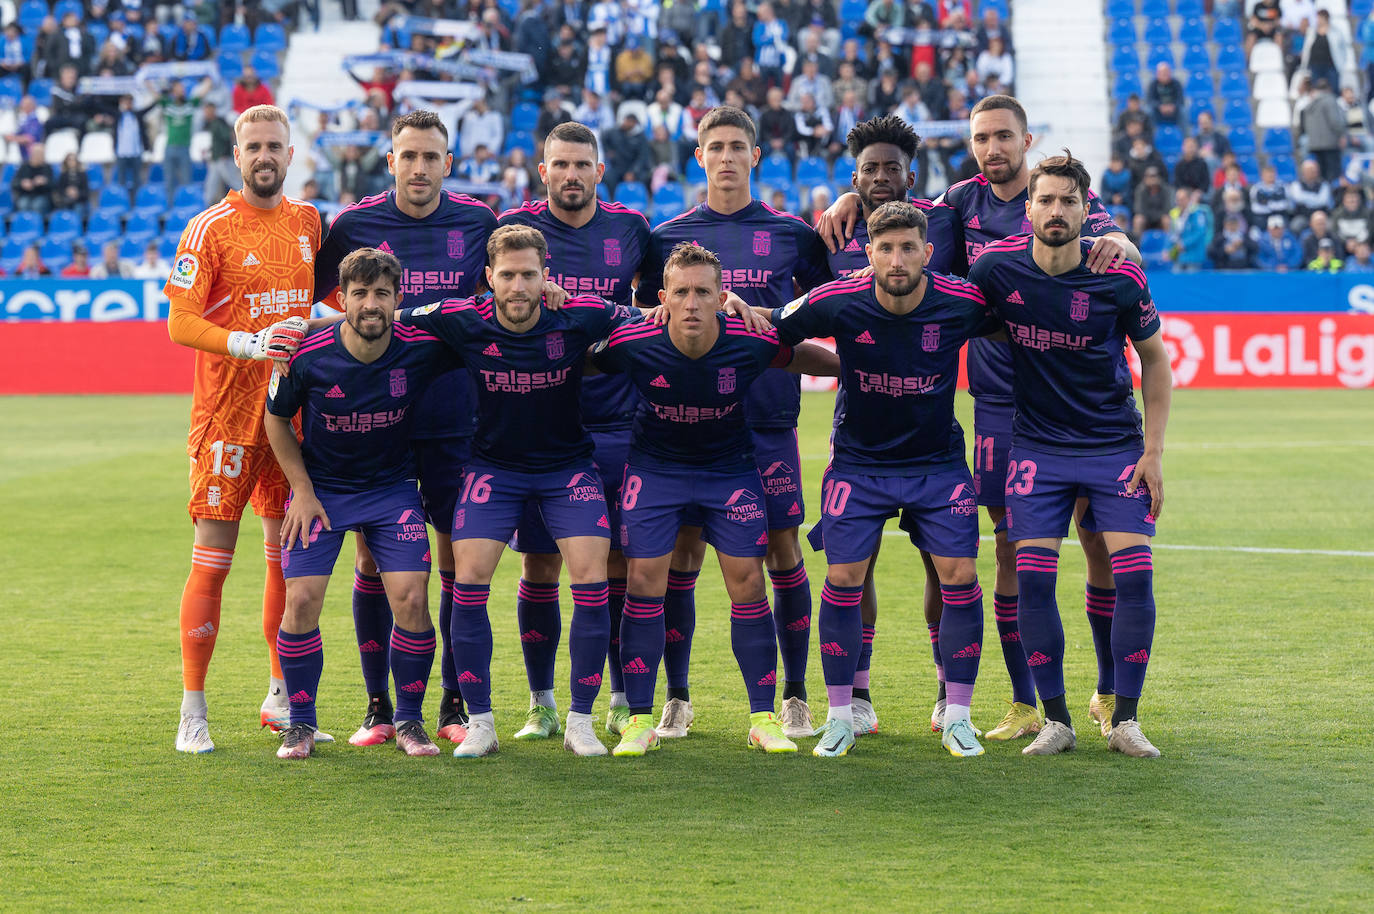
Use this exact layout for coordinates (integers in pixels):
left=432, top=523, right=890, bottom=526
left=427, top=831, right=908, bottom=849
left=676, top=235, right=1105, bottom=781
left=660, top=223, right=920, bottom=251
left=814, top=192, right=863, bottom=253
left=1128, top=329, right=1172, bottom=519
left=264, top=409, right=332, bottom=549
left=785, top=341, right=841, bottom=377
left=1084, top=231, right=1142, bottom=274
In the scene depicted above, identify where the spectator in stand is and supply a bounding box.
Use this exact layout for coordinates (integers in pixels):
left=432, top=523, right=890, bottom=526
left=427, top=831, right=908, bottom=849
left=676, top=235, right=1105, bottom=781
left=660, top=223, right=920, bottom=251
left=752, top=2, right=790, bottom=87
left=1146, top=62, right=1184, bottom=127
left=583, top=26, right=612, bottom=96
left=504, top=146, right=534, bottom=199
left=46, top=66, right=89, bottom=138
left=649, top=123, right=680, bottom=179
left=912, top=60, right=950, bottom=121
left=727, top=58, right=768, bottom=109
left=795, top=28, right=836, bottom=79
left=1170, top=187, right=1213, bottom=271
left=15, top=243, right=50, bottom=278
left=348, top=65, right=399, bottom=113
left=1127, top=134, right=1166, bottom=185
left=171, top=15, right=212, bottom=61
left=1300, top=79, right=1346, bottom=182
left=863, top=0, right=904, bottom=38
left=806, top=184, right=832, bottom=228
left=646, top=85, right=687, bottom=142
left=786, top=57, right=833, bottom=112
left=1115, top=95, right=1154, bottom=142
left=894, top=84, right=931, bottom=127
left=547, top=32, right=586, bottom=91
left=832, top=89, right=865, bottom=157
left=1300, top=209, right=1335, bottom=261
left=1209, top=212, right=1258, bottom=268
left=1, top=22, right=29, bottom=85
left=683, top=59, right=723, bottom=110
left=1289, top=158, right=1335, bottom=224
left=1250, top=163, right=1294, bottom=221
left=1247, top=0, right=1282, bottom=54
left=132, top=241, right=172, bottom=280
left=113, top=93, right=153, bottom=196
left=4, top=96, right=45, bottom=161
left=719, top=2, right=755, bottom=71
left=975, top=37, right=1014, bottom=93
left=976, top=6, right=1012, bottom=51
left=160, top=78, right=209, bottom=211
left=573, top=87, right=615, bottom=135
left=60, top=243, right=91, bottom=278
left=1214, top=185, right=1253, bottom=236
left=458, top=143, right=502, bottom=184
left=232, top=66, right=275, bottom=115
left=1100, top=153, right=1135, bottom=209
left=1172, top=137, right=1211, bottom=194
left=792, top=92, right=833, bottom=157
left=202, top=99, right=241, bottom=205
left=1256, top=213, right=1304, bottom=272
left=1332, top=186, right=1370, bottom=255
left=44, top=11, right=96, bottom=76
left=602, top=111, right=653, bottom=193
left=89, top=240, right=134, bottom=278
left=832, top=60, right=866, bottom=109
left=514, top=0, right=552, bottom=78
left=1113, top=115, right=1148, bottom=160
left=1193, top=111, right=1231, bottom=167
left=1360, top=8, right=1374, bottom=105
left=1307, top=236, right=1343, bottom=272
left=460, top=93, right=506, bottom=158
left=758, top=85, right=796, bottom=153
left=1345, top=239, right=1374, bottom=271
left=51, top=152, right=90, bottom=219
left=1213, top=153, right=1248, bottom=192
left=94, top=40, right=136, bottom=77
left=12, top=142, right=53, bottom=216
left=869, top=69, right=901, bottom=115
left=536, top=89, right=574, bottom=144
left=1339, top=87, right=1366, bottom=151
left=1301, top=10, right=1348, bottom=93
left=616, top=35, right=655, bottom=101
left=1133, top=165, right=1173, bottom=237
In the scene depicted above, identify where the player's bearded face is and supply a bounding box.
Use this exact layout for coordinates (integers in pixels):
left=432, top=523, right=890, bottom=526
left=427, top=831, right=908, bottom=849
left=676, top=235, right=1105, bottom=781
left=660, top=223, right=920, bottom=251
left=390, top=126, right=452, bottom=208
left=870, top=229, right=927, bottom=297
left=1029, top=176, right=1086, bottom=247
left=489, top=248, right=547, bottom=327
left=234, top=120, right=292, bottom=200
left=854, top=144, right=913, bottom=213
left=970, top=110, right=1027, bottom=186
left=542, top=139, right=602, bottom=212
left=344, top=281, right=396, bottom=341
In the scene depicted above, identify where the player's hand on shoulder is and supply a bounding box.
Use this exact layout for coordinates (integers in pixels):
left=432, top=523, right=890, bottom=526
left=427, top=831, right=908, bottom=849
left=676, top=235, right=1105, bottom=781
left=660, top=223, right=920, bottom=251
left=1085, top=234, right=1129, bottom=273
left=815, top=192, right=862, bottom=254
left=848, top=264, right=875, bottom=279
left=282, top=489, right=331, bottom=552
left=721, top=291, right=771, bottom=332
left=1126, top=452, right=1164, bottom=521
left=543, top=280, right=568, bottom=310
left=642, top=303, right=669, bottom=325
left=227, top=316, right=309, bottom=364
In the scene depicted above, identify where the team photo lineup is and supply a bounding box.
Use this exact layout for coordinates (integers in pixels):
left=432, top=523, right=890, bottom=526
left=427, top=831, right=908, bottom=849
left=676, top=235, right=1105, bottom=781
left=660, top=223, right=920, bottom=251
left=168, top=92, right=1173, bottom=764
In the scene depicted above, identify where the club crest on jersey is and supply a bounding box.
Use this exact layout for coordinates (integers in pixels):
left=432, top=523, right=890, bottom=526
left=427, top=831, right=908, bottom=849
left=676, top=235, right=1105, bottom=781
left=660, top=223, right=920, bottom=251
left=604, top=238, right=621, bottom=266
left=170, top=252, right=199, bottom=289
left=752, top=231, right=771, bottom=256
left=717, top=367, right=736, bottom=394
left=1070, top=290, right=1090, bottom=322
left=447, top=230, right=464, bottom=258
left=389, top=369, right=407, bottom=397
left=297, top=235, right=313, bottom=263
left=546, top=332, right=565, bottom=360
left=921, top=323, right=940, bottom=352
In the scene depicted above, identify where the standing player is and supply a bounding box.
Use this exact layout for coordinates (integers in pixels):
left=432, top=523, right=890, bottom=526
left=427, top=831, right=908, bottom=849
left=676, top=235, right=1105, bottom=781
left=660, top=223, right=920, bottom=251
left=265, top=248, right=453, bottom=759
left=637, top=106, right=832, bottom=740
left=397, top=225, right=635, bottom=758
left=820, top=115, right=966, bottom=738
left=497, top=122, right=651, bottom=742
left=312, top=110, right=497, bottom=748
left=967, top=152, right=1171, bottom=757
left=765, top=202, right=993, bottom=759
left=594, top=242, right=840, bottom=757
left=166, top=104, right=319, bottom=753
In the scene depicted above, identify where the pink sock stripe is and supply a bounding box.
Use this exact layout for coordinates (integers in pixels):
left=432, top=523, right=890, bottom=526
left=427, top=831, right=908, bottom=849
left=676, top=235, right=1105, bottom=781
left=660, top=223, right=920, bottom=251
left=940, top=583, right=983, bottom=605
left=452, top=585, right=490, bottom=605
left=1112, top=557, right=1154, bottom=573
left=571, top=585, right=611, bottom=606
left=820, top=583, right=863, bottom=606
left=517, top=581, right=561, bottom=601
left=666, top=570, right=699, bottom=590
left=1016, top=555, right=1059, bottom=572
left=1086, top=606, right=1115, bottom=618
left=608, top=578, right=627, bottom=596
left=623, top=596, right=665, bottom=619
left=276, top=635, right=323, bottom=657
left=862, top=626, right=876, bottom=644
left=1085, top=594, right=1116, bottom=608
left=993, top=595, right=1017, bottom=610
left=390, top=631, right=436, bottom=653
left=730, top=599, right=772, bottom=620
left=928, top=627, right=939, bottom=643
left=353, top=572, right=386, bottom=594
left=438, top=571, right=455, bottom=583
left=768, top=565, right=809, bottom=587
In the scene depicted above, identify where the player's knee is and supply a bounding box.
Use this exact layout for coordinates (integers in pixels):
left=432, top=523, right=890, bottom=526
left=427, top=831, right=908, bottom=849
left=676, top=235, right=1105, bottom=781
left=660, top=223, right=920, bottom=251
left=283, top=583, right=324, bottom=629
left=388, top=585, right=430, bottom=630
left=994, top=535, right=1017, bottom=571
left=826, top=564, right=866, bottom=589
left=938, top=559, right=979, bottom=588
left=764, top=529, right=802, bottom=568
left=521, top=551, right=563, bottom=583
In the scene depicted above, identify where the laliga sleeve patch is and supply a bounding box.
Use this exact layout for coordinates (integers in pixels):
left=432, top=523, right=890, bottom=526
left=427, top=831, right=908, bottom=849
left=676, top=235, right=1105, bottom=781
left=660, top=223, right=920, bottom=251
left=779, top=299, right=804, bottom=319
left=411, top=303, right=441, bottom=316
left=170, top=253, right=200, bottom=290
left=268, top=370, right=280, bottom=399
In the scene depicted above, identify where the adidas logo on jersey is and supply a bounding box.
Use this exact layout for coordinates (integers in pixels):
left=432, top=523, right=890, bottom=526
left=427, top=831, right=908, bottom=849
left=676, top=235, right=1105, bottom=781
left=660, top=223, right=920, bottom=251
left=325, top=384, right=345, bottom=398
left=855, top=330, right=876, bottom=344
left=755, top=532, right=769, bottom=545
left=358, top=639, right=383, bottom=653
left=377, top=241, right=394, bottom=254
left=577, top=673, right=603, bottom=687
left=1006, top=289, right=1024, bottom=304
left=1026, top=651, right=1051, bottom=666
left=785, top=615, right=810, bottom=632
left=288, top=690, right=312, bottom=703
left=241, top=252, right=261, bottom=267
left=953, top=642, right=981, bottom=659
left=187, top=622, right=216, bottom=639
left=757, top=670, right=776, bottom=686
left=519, top=630, right=549, bottom=643
left=665, top=628, right=684, bottom=643
left=1124, top=649, right=1150, bottom=663
left=968, top=214, right=981, bottom=229
left=483, top=343, right=502, bottom=357
left=623, top=657, right=649, bottom=674
left=457, top=671, right=483, bottom=683
left=399, top=680, right=427, bottom=693
left=820, top=641, right=848, bottom=657
left=597, top=515, right=610, bottom=528
left=650, top=374, right=670, bottom=388
left=786, top=502, right=801, bottom=516
left=844, top=238, right=862, bottom=252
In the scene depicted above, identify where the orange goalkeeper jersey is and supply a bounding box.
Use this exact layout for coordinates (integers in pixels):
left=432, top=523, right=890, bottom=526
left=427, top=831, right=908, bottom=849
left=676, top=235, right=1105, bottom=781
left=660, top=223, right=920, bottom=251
left=165, top=190, right=321, bottom=452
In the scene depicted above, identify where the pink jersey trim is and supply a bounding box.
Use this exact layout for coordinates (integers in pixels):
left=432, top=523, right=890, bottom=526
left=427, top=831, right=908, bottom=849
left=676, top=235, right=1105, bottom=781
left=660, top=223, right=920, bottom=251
left=394, top=324, right=440, bottom=342
left=809, top=276, right=872, bottom=304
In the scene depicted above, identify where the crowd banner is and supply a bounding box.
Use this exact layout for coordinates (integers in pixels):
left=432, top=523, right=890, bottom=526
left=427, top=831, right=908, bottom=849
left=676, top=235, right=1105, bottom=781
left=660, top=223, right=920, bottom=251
left=387, top=15, right=481, bottom=41
left=392, top=80, right=487, bottom=102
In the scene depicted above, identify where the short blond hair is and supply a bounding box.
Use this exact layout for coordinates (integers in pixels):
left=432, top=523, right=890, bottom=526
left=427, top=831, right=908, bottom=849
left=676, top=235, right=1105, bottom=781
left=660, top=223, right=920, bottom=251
left=234, top=104, right=290, bottom=141
left=663, top=241, right=722, bottom=291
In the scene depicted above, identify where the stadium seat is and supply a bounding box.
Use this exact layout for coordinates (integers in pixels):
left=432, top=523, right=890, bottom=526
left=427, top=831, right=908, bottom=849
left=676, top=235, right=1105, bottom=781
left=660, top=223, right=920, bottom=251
left=1112, top=44, right=1141, bottom=72
left=54, top=0, right=84, bottom=21
left=503, top=130, right=534, bottom=156
left=1355, top=0, right=1374, bottom=17
left=1252, top=70, right=1287, bottom=101
left=1155, top=125, right=1184, bottom=158
left=1183, top=44, right=1211, bottom=73
left=0, top=186, right=11, bottom=215
left=17, top=0, right=48, bottom=32
left=795, top=156, right=828, bottom=188
left=614, top=180, right=648, bottom=211
left=1105, top=0, right=1134, bottom=19
left=831, top=154, right=856, bottom=185
left=0, top=237, right=24, bottom=271
left=254, top=23, right=288, bottom=53
left=46, top=210, right=81, bottom=243
left=1189, top=96, right=1215, bottom=121
left=40, top=237, right=71, bottom=270
left=759, top=153, right=793, bottom=188
left=217, top=51, right=244, bottom=81
left=1220, top=71, right=1251, bottom=100
left=1176, top=0, right=1205, bottom=15
left=596, top=183, right=611, bottom=202
left=78, top=131, right=116, bottom=167
left=219, top=23, right=251, bottom=53
left=510, top=102, right=538, bottom=133
left=160, top=235, right=179, bottom=260
left=1113, top=70, right=1143, bottom=101
left=124, top=213, right=159, bottom=243
left=1215, top=43, right=1245, bottom=71
left=655, top=181, right=686, bottom=207
left=1141, top=0, right=1169, bottom=17
left=1271, top=153, right=1297, bottom=183
left=1185, top=70, right=1215, bottom=99
left=85, top=211, right=121, bottom=245
left=27, top=78, right=53, bottom=107
left=250, top=49, right=280, bottom=80
left=0, top=163, right=15, bottom=187
left=1237, top=155, right=1259, bottom=183
left=0, top=75, right=22, bottom=106
left=132, top=184, right=165, bottom=221
left=1255, top=98, right=1291, bottom=129
left=1144, top=18, right=1172, bottom=45
left=119, top=237, right=145, bottom=261
left=1213, top=17, right=1242, bottom=45
left=97, top=186, right=131, bottom=216
left=1222, top=98, right=1253, bottom=128
left=1178, top=17, right=1207, bottom=45
left=651, top=200, right=683, bottom=227
left=1228, top=126, right=1257, bottom=155
left=684, top=156, right=706, bottom=185
left=1138, top=230, right=1171, bottom=269
left=1109, top=18, right=1137, bottom=46
left=44, top=129, right=79, bottom=166
left=7, top=211, right=42, bottom=244
left=171, top=203, right=201, bottom=229
left=174, top=184, right=202, bottom=208
left=1249, top=40, right=1283, bottom=74
left=1263, top=126, right=1294, bottom=156
left=1147, top=44, right=1176, bottom=70
left=839, top=0, right=867, bottom=24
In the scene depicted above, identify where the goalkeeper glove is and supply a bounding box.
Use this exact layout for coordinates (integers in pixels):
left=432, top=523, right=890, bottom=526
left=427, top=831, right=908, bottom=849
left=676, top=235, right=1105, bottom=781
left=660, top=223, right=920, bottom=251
left=227, top=317, right=309, bottom=361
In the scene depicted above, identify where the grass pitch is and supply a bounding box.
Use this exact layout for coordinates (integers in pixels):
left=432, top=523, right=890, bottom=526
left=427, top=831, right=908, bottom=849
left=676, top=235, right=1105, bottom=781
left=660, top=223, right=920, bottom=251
left=0, top=390, right=1370, bottom=911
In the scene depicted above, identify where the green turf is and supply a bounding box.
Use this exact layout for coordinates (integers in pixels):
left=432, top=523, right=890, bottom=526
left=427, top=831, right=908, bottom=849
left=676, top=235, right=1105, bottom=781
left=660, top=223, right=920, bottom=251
left=1, top=390, right=1370, bottom=911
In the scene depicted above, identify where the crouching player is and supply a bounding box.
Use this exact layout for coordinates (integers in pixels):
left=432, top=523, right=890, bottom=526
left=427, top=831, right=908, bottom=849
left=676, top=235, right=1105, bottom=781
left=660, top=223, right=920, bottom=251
left=761, top=202, right=993, bottom=758
left=264, top=248, right=454, bottom=759
left=592, top=242, right=839, bottom=757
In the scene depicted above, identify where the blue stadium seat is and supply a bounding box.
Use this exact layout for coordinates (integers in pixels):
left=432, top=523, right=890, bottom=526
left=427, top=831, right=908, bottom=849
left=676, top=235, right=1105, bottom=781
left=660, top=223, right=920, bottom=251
left=145, top=163, right=164, bottom=185
left=1105, top=0, right=1134, bottom=19
left=84, top=164, right=105, bottom=193
left=217, top=51, right=244, bottom=81
left=1140, top=0, right=1169, bottom=17
left=831, top=154, right=856, bottom=185
left=1213, top=18, right=1242, bottom=45
left=47, top=210, right=81, bottom=243
left=1139, top=230, right=1171, bottom=269
left=1176, top=0, right=1205, bottom=15
left=1183, top=43, right=1211, bottom=73
left=651, top=199, right=683, bottom=227
left=1222, top=98, right=1253, bottom=128
left=54, top=0, right=84, bottom=21
left=614, top=181, right=648, bottom=211
left=97, top=186, right=131, bottom=214
left=160, top=235, right=180, bottom=261
left=1155, top=125, right=1184, bottom=158
left=759, top=153, right=793, bottom=188
left=795, top=156, right=828, bottom=188
left=1113, top=69, right=1143, bottom=101
left=0, top=74, right=21, bottom=106
left=41, top=238, right=71, bottom=270
left=17, top=0, right=47, bottom=32
left=254, top=23, right=288, bottom=53
left=683, top=156, right=706, bottom=185
left=1147, top=44, right=1176, bottom=70
left=133, top=184, right=165, bottom=221
left=839, top=0, right=867, bottom=24
left=1143, top=18, right=1172, bottom=45
left=1355, top=0, right=1374, bottom=17
left=1178, top=17, right=1207, bottom=45
left=1228, top=126, right=1257, bottom=155
left=1189, top=96, right=1215, bottom=121
left=1185, top=70, right=1214, bottom=99
left=1220, top=71, right=1250, bottom=100
left=120, top=237, right=145, bottom=261
left=125, top=213, right=160, bottom=243
left=510, top=102, right=538, bottom=133
left=220, top=23, right=252, bottom=53
left=1109, top=17, right=1137, bottom=46
left=171, top=203, right=201, bottom=230
left=1263, top=127, right=1293, bottom=156
left=1, top=163, right=16, bottom=187
left=157, top=23, right=179, bottom=50
left=596, top=183, right=611, bottom=202
left=1112, top=44, right=1141, bottom=72
left=27, top=78, right=52, bottom=107
left=250, top=48, right=280, bottom=80
left=85, top=212, right=121, bottom=245
left=1271, top=153, right=1297, bottom=183
left=7, top=211, right=42, bottom=244
left=1237, top=155, right=1259, bottom=183
left=503, top=130, right=534, bottom=156
left=0, top=186, right=11, bottom=215
left=0, top=237, right=24, bottom=271
left=655, top=181, right=686, bottom=207
left=191, top=161, right=207, bottom=184
left=174, top=184, right=202, bottom=208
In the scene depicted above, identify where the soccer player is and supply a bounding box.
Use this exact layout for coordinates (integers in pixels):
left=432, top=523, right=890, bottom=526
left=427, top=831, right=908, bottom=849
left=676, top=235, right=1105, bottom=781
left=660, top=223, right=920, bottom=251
left=313, top=109, right=497, bottom=748
left=763, top=201, right=992, bottom=759
left=636, top=106, right=832, bottom=740
left=396, top=225, right=636, bottom=758
left=497, top=122, right=651, bottom=742
left=594, top=242, right=840, bottom=757
left=265, top=247, right=454, bottom=760
left=966, top=152, right=1171, bottom=758
left=820, top=115, right=967, bottom=738
left=166, top=104, right=320, bottom=753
